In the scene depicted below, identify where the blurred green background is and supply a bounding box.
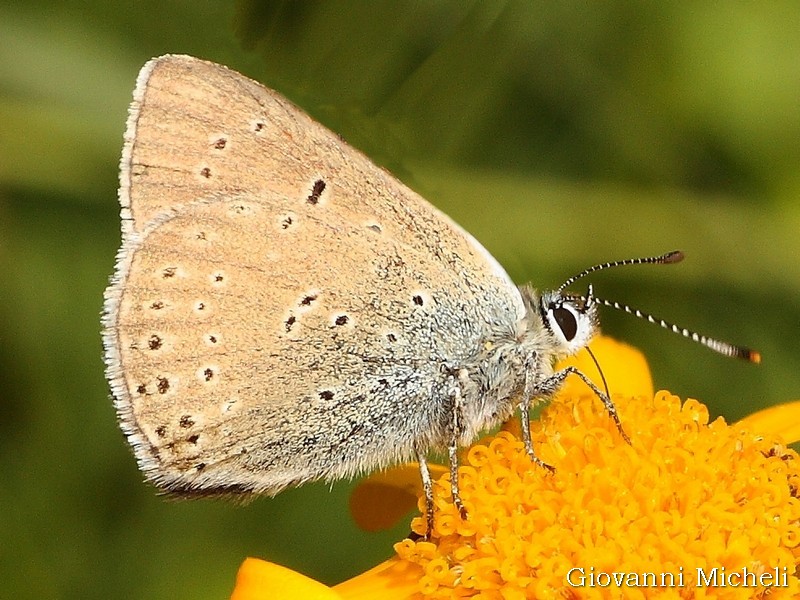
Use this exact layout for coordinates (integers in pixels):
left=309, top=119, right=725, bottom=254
left=2, top=1, right=799, bottom=598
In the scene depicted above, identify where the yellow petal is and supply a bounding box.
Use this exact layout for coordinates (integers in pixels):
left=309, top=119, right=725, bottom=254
left=230, top=558, right=341, bottom=600
left=349, top=463, right=448, bottom=532
left=334, top=556, right=420, bottom=599
left=737, top=400, right=800, bottom=444
left=556, top=335, right=653, bottom=399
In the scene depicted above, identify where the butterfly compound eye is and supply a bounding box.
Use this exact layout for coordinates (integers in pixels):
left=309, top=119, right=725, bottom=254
left=551, top=305, right=578, bottom=341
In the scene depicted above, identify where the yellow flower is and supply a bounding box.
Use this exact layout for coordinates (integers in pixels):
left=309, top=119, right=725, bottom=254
left=229, top=336, right=800, bottom=599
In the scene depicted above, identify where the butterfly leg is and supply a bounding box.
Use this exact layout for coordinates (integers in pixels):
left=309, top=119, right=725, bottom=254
left=447, top=371, right=469, bottom=521
left=415, top=451, right=435, bottom=539
left=517, top=399, right=555, bottom=472
left=535, top=366, right=630, bottom=443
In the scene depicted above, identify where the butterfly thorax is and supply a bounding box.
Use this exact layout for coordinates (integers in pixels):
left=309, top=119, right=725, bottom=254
left=456, top=284, right=600, bottom=445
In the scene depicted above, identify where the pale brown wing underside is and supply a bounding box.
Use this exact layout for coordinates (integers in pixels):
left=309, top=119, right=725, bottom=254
left=103, top=55, right=524, bottom=495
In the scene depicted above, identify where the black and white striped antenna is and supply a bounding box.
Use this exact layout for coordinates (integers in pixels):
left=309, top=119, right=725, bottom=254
left=560, top=250, right=761, bottom=363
